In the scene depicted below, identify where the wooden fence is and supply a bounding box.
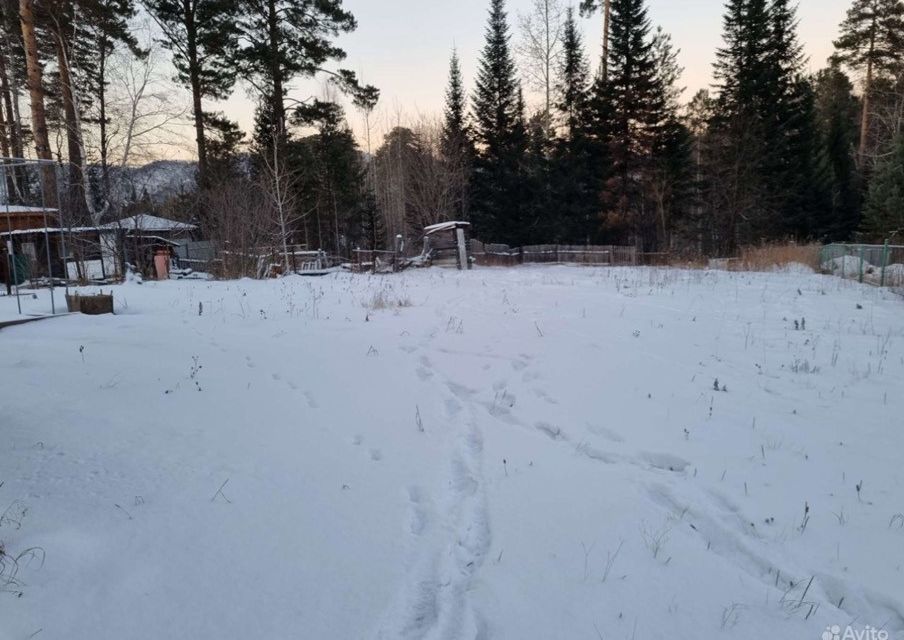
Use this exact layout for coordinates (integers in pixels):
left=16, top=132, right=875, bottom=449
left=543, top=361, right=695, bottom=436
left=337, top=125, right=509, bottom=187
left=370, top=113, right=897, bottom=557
left=471, top=241, right=637, bottom=267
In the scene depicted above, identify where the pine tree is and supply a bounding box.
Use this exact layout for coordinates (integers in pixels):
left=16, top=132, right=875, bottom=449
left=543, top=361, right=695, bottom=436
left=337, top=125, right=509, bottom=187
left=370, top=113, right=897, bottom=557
left=471, top=0, right=527, bottom=243
left=578, top=0, right=612, bottom=79
left=236, top=0, right=377, bottom=144
left=146, top=0, right=241, bottom=189
left=18, top=0, right=53, bottom=173
left=205, top=111, right=246, bottom=184
left=90, top=0, right=143, bottom=210
left=292, top=106, right=364, bottom=254
left=862, top=129, right=904, bottom=238
left=834, top=0, right=904, bottom=162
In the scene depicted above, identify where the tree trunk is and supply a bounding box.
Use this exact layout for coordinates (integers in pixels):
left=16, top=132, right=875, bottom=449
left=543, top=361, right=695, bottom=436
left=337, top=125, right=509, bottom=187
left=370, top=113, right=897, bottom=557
left=57, top=39, right=90, bottom=219
left=3, top=34, right=25, bottom=160
left=19, top=0, right=57, bottom=205
left=267, top=0, right=285, bottom=135
left=184, top=0, right=209, bottom=190
left=544, top=0, right=551, bottom=121
left=0, top=46, right=13, bottom=160
left=858, top=53, right=874, bottom=163
left=98, top=35, right=111, bottom=204
left=0, top=37, right=25, bottom=200
left=601, top=0, right=611, bottom=81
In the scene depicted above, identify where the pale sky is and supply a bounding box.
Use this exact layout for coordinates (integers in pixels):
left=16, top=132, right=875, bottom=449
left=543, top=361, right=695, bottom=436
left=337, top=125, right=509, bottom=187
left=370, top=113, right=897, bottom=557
left=212, top=0, right=852, bottom=150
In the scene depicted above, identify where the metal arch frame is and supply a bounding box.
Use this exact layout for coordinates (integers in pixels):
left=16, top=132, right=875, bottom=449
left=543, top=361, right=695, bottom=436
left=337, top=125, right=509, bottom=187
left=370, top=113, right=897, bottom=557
left=1, top=158, right=67, bottom=316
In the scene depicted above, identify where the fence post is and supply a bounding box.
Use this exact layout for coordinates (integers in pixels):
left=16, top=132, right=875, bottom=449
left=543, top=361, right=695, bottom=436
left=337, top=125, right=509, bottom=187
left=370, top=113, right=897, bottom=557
left=881, top=239, right=889, bottom=287
left=859, top=246, right=865, bottom=283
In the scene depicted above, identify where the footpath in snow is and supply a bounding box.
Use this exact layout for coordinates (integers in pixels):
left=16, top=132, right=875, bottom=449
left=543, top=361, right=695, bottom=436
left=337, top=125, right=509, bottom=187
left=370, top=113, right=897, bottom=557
left=1, top=266, right=903, bottom=640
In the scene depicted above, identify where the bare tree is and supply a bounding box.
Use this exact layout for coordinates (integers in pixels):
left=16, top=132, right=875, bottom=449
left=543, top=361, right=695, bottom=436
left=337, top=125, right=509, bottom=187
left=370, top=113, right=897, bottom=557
left=259, top=129, right=306, bottom=272
left=517, top=0, right=566, bottom=123
left=89, top=28, right=188, bottom=218
left=200, top=182, right=270, bottom=278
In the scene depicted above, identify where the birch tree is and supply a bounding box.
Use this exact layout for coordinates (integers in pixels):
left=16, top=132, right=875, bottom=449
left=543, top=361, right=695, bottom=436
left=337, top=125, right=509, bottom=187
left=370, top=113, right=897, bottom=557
left=517, top=0, right=565, bottom=123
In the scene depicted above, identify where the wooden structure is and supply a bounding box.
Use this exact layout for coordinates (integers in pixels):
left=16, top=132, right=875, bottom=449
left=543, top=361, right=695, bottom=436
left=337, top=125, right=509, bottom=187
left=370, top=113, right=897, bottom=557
left=66, top=292, right=114, bottom=315
left=1, top=205, right=66, bottom=287
left=422, top=221, right=471, bottom=270
left=470, top=241, right=638, bottom=267
left=100, top=214, right=197, bottom=280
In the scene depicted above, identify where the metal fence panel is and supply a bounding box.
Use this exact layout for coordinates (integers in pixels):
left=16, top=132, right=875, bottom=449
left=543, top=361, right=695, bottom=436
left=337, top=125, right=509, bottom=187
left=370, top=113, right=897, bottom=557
left=820, top=242, right=904, bottom=288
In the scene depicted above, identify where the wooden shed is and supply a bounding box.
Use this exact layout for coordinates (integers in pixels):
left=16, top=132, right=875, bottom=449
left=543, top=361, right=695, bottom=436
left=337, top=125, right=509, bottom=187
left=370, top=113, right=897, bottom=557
left=422, top=221, right=471, bottom=270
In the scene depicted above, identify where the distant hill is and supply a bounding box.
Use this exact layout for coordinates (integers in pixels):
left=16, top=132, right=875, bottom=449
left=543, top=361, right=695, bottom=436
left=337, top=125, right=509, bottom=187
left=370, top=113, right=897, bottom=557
left=105, top=160, right=198, bottom=205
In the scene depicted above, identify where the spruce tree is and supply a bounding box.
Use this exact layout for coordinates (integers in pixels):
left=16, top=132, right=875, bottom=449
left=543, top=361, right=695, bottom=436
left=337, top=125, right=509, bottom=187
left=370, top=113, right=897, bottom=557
left=708, top=0, right=775, bottom=250
left=814, top=64, right=862, bottom=238
left=714, top=0, right=773, bottom=118
left=862, top=129, right=904, bottom=238
left=594, top=0, right=662, bottom=247
left=552, top=6, right=599, bottom=243
left=557, top=7, right=590, bottom=140
left=710, top=0, right=825, bottom=247
left=648, top=27, right=692, bottom=250
left=471, top=0, right=527, bottom=243
left=441, top=48, right=473, bottom=221
left=442, top=49, right=469, bottom=159
left=522, top=109, right=553, bottom=244
left=834, top=0, right=904, bottom=161
left=767, top=0, right=829, bottom=239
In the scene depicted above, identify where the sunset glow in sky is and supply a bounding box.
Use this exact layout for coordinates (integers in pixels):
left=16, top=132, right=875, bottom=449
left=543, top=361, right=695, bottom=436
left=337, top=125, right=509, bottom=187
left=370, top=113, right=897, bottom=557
left=214, top=0, right=854, bottom=147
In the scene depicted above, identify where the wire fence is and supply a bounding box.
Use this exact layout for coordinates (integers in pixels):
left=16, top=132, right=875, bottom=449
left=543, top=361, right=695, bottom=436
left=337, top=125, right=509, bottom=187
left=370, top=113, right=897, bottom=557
left=820, top=242, right=904, bottom=290
left=0, top=158, right=69, bottom=314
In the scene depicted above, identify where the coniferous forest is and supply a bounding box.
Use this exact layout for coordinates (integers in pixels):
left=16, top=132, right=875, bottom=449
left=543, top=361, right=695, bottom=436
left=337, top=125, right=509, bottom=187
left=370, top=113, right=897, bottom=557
left=2, top=0, right=904, bottom=268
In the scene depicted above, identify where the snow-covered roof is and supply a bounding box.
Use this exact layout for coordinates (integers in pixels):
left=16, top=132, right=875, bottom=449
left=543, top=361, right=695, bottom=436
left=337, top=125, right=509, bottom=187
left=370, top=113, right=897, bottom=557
left=0, top=204, right=58, bottom=213
left=424, top=221, right=470, bottom=236
left=1, top=226, right=99, bottom=236
left=100, top=214, right=196, bottom=232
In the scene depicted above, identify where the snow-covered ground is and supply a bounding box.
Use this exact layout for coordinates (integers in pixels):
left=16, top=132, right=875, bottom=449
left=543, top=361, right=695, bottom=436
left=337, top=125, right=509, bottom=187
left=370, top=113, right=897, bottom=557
left=1, top=267, right=903, bottom=640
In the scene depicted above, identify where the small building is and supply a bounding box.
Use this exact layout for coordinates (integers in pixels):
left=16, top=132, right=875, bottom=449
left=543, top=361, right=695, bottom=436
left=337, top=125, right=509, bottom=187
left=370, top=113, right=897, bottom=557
left=1, top=205, right=68, bottom=286
left=422, top=221, right=471, bottom=270
left=99, top=214, right=197, bottom=280
left=1, top=211, right=197, bottom=286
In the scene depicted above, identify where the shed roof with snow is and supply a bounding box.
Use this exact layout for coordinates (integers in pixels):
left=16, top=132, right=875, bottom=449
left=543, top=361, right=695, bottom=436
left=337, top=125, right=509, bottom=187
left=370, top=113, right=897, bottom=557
left=423, top=221, right=470, bottom=236
left=100, top=214, right=196, bottom=232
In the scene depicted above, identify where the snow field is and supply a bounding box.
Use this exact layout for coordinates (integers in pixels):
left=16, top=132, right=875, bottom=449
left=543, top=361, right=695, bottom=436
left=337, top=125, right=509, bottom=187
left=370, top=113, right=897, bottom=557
left=1, top=266, right=903, bottom=640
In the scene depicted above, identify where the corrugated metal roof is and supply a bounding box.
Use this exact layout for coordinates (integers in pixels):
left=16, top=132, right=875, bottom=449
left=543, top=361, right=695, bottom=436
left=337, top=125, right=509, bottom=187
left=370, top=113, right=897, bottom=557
left=424, top=221, right=470, bottom=236
left=0, top=204, right=58, bottom=213
left=100, top=214, right=196, bottom=232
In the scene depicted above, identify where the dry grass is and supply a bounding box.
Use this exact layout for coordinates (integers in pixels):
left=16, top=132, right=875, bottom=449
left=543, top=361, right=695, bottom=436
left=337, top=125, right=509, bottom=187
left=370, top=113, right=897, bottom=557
left=736, top=243, right=821, bottom=272
left=365, top=289, right=413, bottom=311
